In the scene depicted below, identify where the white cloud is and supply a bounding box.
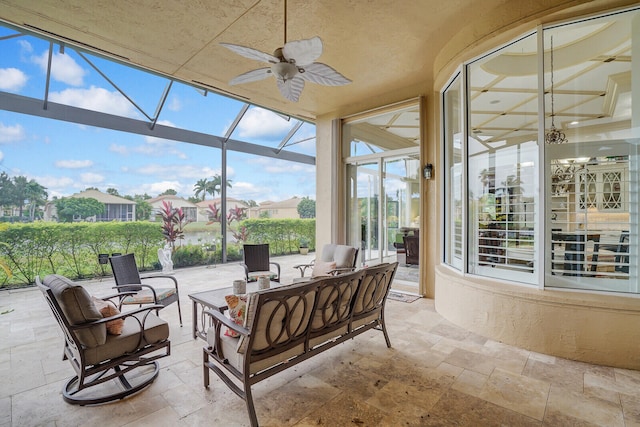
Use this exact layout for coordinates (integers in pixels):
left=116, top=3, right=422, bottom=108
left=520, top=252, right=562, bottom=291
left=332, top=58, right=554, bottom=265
left=49, top=86, right=138, bottom=117
left=138, top=120, right=187, bottom=158
left=55, top=159, right=94, bottom=169
left=138, top=181, right=183, bottom=196
left=0, top=68, right=28, bottom=91
left=80, top=172, right=104, bottom=184
left=35, top=175, right=75, bottom=195
left=249, top=157, right=314, bottom=174
left=136, top=163, right=220, bottom=180
left=109, top=144, right=128, bottom=154
left=32, top=50, right=86, bottom=86
left=0, top=151, right=4, bottom=162
left=167, top=96, right=182, bottom=112
left=236, top=107, right=293, bottom=139
left=18, top=40, right=33, bottom=54
left=0, top=123, right=26, bottom=143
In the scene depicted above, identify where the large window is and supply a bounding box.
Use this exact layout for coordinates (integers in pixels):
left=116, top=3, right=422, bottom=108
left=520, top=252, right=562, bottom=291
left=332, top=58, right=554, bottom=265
left=443, top=74, right=463, bottom=270
left=467, top=33, right=539, bottom=284
left=443, top=7, right=639, bottom=293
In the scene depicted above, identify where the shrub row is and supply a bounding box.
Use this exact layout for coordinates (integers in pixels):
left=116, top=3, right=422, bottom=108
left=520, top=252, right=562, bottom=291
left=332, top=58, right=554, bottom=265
left=0, top=218, right=316, bottom=287
left=242, top=218, right=315, bottom=254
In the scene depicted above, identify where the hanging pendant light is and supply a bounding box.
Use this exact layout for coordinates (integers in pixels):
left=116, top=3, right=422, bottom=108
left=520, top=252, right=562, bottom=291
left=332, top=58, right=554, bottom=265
left=545, top=36, right=568, bottom=145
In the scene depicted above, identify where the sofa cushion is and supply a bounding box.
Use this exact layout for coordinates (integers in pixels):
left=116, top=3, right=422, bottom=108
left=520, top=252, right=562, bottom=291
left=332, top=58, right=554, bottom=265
left=312, top=261, right=336, bottom=277
left=83, top=311, right=169, bottom=365
left=44, top=274, right=106, bottom=348
left=121, top=288, right=175, bottom=304
left=333, top=246, right=357, bottom=269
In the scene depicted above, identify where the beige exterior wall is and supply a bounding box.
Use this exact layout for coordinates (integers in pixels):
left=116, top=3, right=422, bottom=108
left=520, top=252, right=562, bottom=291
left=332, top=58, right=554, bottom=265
left=314, top=0, right=640, bottom=369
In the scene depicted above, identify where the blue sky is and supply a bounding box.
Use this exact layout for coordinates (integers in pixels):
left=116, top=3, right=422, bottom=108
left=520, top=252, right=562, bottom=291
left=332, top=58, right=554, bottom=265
left=0, top=25, right=316, bottom=203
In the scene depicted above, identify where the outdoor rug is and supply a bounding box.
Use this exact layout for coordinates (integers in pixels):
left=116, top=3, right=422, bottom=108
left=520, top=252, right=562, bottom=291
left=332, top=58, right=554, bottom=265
left=387, top=292, right=421, bottom=303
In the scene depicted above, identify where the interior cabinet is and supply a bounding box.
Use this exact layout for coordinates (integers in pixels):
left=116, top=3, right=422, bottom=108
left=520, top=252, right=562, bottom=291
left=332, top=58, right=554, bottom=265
left=550, top=195, right=569, bottom=229
left=577, top=164, right=627, bottom=212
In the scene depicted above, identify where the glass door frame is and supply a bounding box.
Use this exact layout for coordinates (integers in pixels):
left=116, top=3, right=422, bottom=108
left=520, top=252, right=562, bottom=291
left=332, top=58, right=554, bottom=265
left=345, top=146, right=421, bottom=266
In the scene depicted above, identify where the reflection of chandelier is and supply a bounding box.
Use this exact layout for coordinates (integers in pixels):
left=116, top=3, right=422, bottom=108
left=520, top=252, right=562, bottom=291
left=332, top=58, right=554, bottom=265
left=545, top=36, right=568, bottom=145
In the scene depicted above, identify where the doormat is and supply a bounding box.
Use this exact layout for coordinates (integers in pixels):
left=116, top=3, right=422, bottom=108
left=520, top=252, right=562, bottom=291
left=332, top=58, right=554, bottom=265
left=387, top=292, right=421, bottom=303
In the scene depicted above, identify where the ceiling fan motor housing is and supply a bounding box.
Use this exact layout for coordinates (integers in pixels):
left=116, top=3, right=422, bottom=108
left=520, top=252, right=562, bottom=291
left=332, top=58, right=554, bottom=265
left=271, top=61, right=299, bottom=81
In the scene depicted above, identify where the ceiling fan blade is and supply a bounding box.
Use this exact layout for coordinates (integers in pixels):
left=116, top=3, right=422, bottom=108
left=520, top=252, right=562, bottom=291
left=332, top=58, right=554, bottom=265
left=276, top=77, right=305, bottom=102
left=299, top=62, right=351, bottom=86
left=228, top=68, right=272, bottom=85
left=220, top=43, right=279, bottom=64
left=282, top=36, right=323, bottom=66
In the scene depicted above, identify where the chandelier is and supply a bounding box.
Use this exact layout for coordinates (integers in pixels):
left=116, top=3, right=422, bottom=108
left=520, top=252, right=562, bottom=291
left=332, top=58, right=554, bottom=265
left=545, top=36, right=568, bottom=145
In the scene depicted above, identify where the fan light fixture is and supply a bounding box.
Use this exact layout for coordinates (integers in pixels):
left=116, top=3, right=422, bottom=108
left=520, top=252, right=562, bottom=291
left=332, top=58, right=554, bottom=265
left=220, top=0, right=351, bottom=102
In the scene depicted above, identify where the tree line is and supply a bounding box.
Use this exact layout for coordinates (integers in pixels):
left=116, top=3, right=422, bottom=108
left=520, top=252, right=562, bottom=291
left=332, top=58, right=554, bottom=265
left=0, top=171, right=313, bottom=222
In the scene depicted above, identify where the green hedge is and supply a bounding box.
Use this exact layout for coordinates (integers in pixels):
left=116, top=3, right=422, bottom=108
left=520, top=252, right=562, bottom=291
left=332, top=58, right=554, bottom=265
left=242, top=218, right=315, bottom=255
left=0, top=221, right=163, bottom=286
left=0, top=218, right=316, bottom=287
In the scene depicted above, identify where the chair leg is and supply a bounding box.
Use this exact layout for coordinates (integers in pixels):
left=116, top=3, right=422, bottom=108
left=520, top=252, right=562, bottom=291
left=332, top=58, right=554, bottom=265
left=244, top=383, right=259, bottom=427
left=176, top=300, right=183, bottom=326
left=62, top=362, right=160, bottom=406
left=203, top=348, right=210, bottom=388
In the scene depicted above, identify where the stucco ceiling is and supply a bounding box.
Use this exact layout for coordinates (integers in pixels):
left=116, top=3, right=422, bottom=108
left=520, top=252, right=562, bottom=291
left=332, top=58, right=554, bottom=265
left=0, top=0, right=527, bottom=121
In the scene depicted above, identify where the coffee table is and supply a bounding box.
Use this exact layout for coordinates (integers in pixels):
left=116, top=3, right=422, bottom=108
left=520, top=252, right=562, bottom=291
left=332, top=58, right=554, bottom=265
left=189, top=281, right=281, bottom=341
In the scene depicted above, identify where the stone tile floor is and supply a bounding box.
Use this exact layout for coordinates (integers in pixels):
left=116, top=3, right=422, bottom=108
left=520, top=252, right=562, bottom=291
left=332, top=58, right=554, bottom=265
left=1, top=254, right=639, bottom=426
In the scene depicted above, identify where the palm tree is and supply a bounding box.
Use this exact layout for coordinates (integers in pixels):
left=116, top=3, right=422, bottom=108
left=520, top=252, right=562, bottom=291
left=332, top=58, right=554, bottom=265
left=25, top=180, right=48, bottom=221
left=193, top=178, right=209, bottom=201
left=208, top=174, right=232, bottom=198
left=11, top=176, right=28, bottom=218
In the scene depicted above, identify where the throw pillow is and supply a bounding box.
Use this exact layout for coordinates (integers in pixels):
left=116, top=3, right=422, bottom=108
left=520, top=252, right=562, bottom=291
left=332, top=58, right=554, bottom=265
left=312, top=260, right=337, bottom=277
left=224, top=294, right=248, bottom=338
left=91, top=296, right=125, bottom=335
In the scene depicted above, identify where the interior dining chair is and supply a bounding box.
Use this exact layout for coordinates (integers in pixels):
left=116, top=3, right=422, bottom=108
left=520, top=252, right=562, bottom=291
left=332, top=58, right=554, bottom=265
left=109, top=253, right=183, bottom=326
left=241, top=244, right=280, bottom=282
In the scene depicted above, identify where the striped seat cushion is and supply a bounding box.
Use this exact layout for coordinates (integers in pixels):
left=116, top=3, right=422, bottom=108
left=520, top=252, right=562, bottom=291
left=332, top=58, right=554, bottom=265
left=122, top=288, right=176, bottom=304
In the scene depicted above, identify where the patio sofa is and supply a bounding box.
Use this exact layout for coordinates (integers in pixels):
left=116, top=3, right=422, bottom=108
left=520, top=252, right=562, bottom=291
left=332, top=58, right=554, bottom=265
left=202, top=262, right=398, bottom=427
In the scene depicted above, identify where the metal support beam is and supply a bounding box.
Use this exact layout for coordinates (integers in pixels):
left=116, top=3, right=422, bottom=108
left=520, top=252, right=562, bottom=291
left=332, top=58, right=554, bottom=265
left=221, top=103, right=250, bottom=263
left=150, top=80, right=173, bottom=130
left=0, top=91, right=315, bottom=165
left=275, top=121, right=303, bottom=154
left=43, top=41, right=53, bottom=110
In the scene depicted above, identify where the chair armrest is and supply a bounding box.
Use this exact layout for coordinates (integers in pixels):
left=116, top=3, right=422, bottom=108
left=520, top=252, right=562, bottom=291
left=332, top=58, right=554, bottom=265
left=293, top=262, right=315, bottom=277
left=270, top=262, right=281, bottom=281
left=204, top=308, right=250, bottom=359
left=204, top=309, right=250, bottom=336
left=70, top=304, right=164, bottom=330
left=240, top=263, right=250, bottom=281
left=140, top=274, right=179, bottom=291
left=329, top=267, right=356, bottom=276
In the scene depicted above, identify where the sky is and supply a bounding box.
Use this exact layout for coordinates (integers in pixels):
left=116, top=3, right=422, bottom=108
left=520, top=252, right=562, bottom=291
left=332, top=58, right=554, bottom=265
left=0, top=24, right=317, bottom=204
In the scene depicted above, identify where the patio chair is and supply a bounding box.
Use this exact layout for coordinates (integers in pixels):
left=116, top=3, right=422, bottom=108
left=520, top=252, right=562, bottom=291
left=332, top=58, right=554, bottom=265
left=403, top=235, right=419, bottom=265
left=241, top=244, right=281, bottom=282
left=599, top=231, right=629, bottom=275
left=109, top=253, right=183, bottom=326
left=36, top=274, right=170, bottom=405
left=293, top=244, right=359, bottom=282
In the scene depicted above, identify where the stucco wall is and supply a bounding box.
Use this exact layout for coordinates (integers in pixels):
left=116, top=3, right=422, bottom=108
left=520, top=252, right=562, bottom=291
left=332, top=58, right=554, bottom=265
left=436, top=265, right=640, bottom=369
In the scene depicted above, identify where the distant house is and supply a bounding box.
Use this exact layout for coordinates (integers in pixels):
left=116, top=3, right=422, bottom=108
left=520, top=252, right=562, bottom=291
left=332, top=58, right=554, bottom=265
left=195, top=198, right=249, bottom=223
left=43, top=189, right=136, bottom=222
left=147, top=195, right=198, bottom=222
left=248, top=197, right=302, bottom=219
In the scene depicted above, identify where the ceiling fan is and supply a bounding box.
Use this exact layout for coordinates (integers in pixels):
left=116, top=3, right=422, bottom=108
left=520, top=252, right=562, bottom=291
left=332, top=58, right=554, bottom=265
left=220, top=0, right=351, bottom=102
